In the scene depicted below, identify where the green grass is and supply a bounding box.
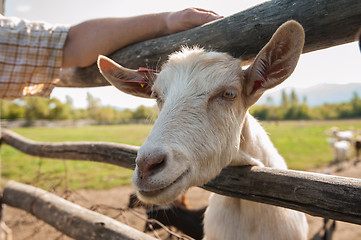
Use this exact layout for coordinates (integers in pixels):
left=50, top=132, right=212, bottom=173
left=1, top=120, right=360, bottom=190
left=1, top=124, right=153, bottom=190
left=262, top=119, right=361, bottom=170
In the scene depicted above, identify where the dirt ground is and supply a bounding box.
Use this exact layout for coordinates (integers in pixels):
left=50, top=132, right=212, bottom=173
left=2, top=159, right=361, bottom=240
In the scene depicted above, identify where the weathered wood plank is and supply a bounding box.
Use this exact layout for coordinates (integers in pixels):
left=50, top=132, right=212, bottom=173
left=1, top=128, right=137, bottom=169
left=202, top=166, right=361, bottom=225
left=2, top=180, right=156, bottom=240
left=59, top=0, right=361, bottom=87
left=2, top=128, right=361, bottom=225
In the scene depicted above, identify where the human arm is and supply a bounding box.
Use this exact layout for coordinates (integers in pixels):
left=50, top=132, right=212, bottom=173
left=62, top=8, right=222, bottom=68
left=0, top=8, right=221, bottom=99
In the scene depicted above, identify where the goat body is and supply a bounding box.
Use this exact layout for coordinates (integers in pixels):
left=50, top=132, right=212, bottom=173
left=99, top=21, right=308, bottom=240
left=328, top=134, right=352, bottom=162
left=333, top=140, right=351, bottom=162
left=333, top=129, right=354, bottom=142
left=355, top=136, right=361, bottom=158
left=146, top=206, right=205, bottom=240
left=128, top=192, right=203, bottom=238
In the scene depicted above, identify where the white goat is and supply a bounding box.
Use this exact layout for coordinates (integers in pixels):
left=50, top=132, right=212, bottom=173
left=330, top=127, right=354, bottom=142
left=98, top=21, right=308, bottom=240
left=327, top=138, right=351, bottom=162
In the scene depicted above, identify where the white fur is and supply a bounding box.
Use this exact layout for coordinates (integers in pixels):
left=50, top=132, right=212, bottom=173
left=328, top=138, right=351, bottom=162
left=331, top=128, right=354, bottom=142
left=204, top=114, right=307, bottom=240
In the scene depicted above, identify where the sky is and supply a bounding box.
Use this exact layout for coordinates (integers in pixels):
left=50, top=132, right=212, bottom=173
left=5, top=0, right=361, bottom=109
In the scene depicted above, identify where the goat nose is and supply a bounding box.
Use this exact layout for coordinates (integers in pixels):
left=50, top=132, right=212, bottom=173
left=136, top=151, right=167, bottom=178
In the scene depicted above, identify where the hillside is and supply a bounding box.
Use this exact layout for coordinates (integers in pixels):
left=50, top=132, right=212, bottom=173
left=258, top=83, right=361, bottom=107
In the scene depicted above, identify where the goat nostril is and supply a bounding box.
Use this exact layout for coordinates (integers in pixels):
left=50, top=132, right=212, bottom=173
left=137, top=153, right=167, bottom=178
left=148, top=158, right=166, bottom=172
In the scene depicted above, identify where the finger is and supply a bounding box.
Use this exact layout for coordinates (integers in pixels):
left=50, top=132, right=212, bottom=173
left=183, top=8, right=223, bottom=26
left=193, top=8, right=222, bottom=17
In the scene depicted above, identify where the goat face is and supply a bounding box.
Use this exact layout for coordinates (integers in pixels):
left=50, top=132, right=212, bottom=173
left=134, top=50, right=247, bottom=204
left=98, top=21, right=305, bottom=204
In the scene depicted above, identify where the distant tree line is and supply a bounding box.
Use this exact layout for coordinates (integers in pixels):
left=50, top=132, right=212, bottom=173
left=1, top=91, right=360, bottom=123
left=0, top=93, right=158, bottom=124
left=250, top=90, right=361, bottom=120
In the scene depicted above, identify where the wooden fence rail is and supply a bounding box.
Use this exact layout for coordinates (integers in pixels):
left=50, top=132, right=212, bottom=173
left=59, top=0, right=361, bottom=88
left=2, top=180, right=156, bottom=240
left=2, top=129, right=361, bottom=225
left=1, top=128, right=137, bottom=169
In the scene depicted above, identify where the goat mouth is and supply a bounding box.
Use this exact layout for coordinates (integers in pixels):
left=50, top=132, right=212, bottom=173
left=139, top=169, right=189, bottom=198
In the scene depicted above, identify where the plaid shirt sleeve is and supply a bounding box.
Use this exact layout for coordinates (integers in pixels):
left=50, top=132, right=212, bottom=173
left=0, top=15, right=69, bottom=99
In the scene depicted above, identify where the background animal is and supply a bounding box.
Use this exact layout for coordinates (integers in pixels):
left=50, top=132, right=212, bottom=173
left=128, top=192, right=204, bottom=239
left=330, top=127, right=354, bottom=142
left=145, top=205, right=205, bottom=240
left=355, top=136, right=361, bottom=159
left=327, top=138, right=351, bottom=162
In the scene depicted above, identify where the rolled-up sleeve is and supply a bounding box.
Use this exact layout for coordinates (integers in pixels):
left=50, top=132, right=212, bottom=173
left=0, top=15, right=69, bottom=99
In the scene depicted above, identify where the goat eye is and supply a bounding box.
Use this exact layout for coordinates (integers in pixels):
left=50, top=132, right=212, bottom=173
left=152, top=92, right=163, bottom=105
left=221, top=89, right=237, bottom=99
left=151, top=92, right=159, bottom=99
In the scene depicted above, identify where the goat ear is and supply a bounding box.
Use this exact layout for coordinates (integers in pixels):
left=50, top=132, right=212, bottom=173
left=244, top=20, right=305, bottom=105
left=97, top=55, right=157, bottom=98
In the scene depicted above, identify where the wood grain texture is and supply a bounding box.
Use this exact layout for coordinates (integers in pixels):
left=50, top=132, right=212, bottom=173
left=59, top=0, right=361, bottom=87
left=203, top=166, right=361, bottom=225
left=2, top=181, right=156, bottom=240
left=2, top=128, right=361, bottom=225
left=1, top=128, right=137, bottom=169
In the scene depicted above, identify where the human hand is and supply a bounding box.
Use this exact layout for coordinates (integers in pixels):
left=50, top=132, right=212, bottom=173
left=166, top=8, right=223, bottom=34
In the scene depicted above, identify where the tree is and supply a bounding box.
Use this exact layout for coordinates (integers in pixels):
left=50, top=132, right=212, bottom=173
left=48, top=98, right=72, bottom=120
left=298, top=102, right=311, bottom=120
left=132, top=105, right=158, bottom=121
left=118, top=109, right=133, bottom=123
left=266, top=96, right=274, bottom=106
left=86, top=93, right=101, bottom=120
left=280, top=90, right=289, bottom=109
left=0, top=100, right=25, bottom=119
left=97, top=107, right=118, bottom=123
left=65, top=95, right=73, bottom=107
left=132, top=105, right=147, bottom=120
left=250, top=105, right=269, bottom=120
left=290, top=90, right=299, bottom=107
left=23, top=97, right=50, bottom=120
left=350, top=92, right=361, bottom=117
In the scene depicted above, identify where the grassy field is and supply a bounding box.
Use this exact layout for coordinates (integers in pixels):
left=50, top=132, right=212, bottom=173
left=262, top=119, right=361, bottom=170
left=1, top=125, right=153, bottom=190
left=1, top=120, right=360, bottom=190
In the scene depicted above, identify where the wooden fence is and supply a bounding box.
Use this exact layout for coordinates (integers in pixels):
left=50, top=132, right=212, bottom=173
left=1, top=129, right=361, bottom=224
left=1, top=0, right=361, bottom=239
left=2, top=180, right=156, bottom=240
